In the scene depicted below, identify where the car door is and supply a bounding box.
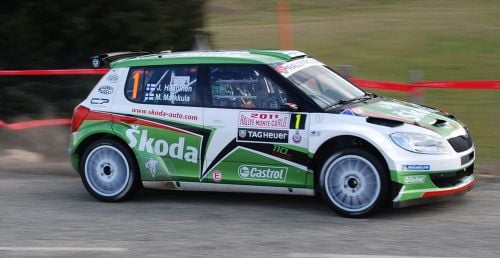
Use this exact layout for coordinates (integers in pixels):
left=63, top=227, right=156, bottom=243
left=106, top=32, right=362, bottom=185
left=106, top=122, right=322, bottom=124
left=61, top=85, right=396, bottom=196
left=112, top=65, right=209, bottom=182
left=201, top=64, right=310, bottom=188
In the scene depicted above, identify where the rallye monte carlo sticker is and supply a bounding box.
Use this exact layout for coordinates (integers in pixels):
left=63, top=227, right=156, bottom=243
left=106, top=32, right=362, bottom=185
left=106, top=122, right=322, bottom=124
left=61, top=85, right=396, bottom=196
left=238, top=111, right=290, bottom=129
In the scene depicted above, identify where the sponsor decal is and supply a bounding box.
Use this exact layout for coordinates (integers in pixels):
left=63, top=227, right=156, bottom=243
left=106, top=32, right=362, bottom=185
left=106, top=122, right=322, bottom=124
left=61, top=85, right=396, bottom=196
left=97, top=85, right=114, bottom=95
left=238, top=111, right=290, bottom=129
left=106, top=70, right=120, bottom=83
left=150, top=75, right=194, bottom=103
left=238, top=165, right=288, bottom=182
left=289, top=114, right=306, bottom=129
left=404, top=175, right=426, bottom=184
left=292, top=131, right=302, bottom=143
left=237, top=128, right=288, bottom=143
left=153, top=93, right=191, bottom=103
left=144, top=158, right=160, bottom=178
left=310, top=131, right=321, bottom=137
left=212, top=170, right=222, bottom=182
left=126, top=125, right=198, bottom=163
left=272, top=145, right=293, bottom=160
left=141, top=72, right=195, bottom=103
left=402, top=165, right=430, bottom=171
left=168, top=76, right=192, bottom=92
left=281, top=50, right=306, bottom=58
left=90, top=98, right=109, bottom=105
left=131, top=108, right=198, bottom=121
left=340, top=109, right=356, bottom=116
left=238, top=129, right=247, bottom=139
left=144, top=83, right=157, bottom=101
left=274, top=58, right=324, bottom=77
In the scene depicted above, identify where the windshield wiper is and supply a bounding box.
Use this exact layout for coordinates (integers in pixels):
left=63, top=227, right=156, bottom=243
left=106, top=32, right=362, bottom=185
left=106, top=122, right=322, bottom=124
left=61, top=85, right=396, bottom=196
left=338, top=93, right=375, bottom=104
left=326, top=93, right=376, bottom=110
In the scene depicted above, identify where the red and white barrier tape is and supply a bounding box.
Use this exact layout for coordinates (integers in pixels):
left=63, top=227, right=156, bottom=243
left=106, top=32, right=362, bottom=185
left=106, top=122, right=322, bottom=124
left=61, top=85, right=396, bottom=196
left=414, top=80, right=500, bottom=90
left=0, top=69, right=499, bottom=131
left=0, top=69, right=109, bottom=76
left=350, top=78, right=414, bottom=92
left=0, top=119, right=71, bottom=131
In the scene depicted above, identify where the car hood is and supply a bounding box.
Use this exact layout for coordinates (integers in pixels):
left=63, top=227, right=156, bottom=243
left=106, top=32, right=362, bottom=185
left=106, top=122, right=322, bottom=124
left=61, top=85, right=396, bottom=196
left=342, top=98, right=463, bottom=138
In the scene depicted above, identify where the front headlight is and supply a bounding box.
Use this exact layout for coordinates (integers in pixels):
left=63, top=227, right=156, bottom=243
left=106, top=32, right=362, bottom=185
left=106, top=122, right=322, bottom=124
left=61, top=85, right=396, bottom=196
left=390, top=132, right=449, bottom=154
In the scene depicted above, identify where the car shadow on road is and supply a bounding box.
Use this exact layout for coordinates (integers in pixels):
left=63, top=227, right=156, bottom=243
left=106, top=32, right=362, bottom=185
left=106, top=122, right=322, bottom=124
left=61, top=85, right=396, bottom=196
left=134, top=188, right=334, bottom=214
left=129, top=188, right=471, bottom=219
left=375, top=197, right=470, bottom=219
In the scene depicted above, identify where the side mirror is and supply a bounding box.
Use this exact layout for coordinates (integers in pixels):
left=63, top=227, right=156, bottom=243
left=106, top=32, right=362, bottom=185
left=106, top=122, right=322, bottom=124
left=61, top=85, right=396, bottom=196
left=280, top=103, right=299, bottom=112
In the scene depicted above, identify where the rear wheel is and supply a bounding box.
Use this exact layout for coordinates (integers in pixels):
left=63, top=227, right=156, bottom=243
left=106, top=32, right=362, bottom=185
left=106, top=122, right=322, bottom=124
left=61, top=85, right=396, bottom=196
left=80, top=139, right=140, bottom=202
left=319, top=148, right=388, bottom=217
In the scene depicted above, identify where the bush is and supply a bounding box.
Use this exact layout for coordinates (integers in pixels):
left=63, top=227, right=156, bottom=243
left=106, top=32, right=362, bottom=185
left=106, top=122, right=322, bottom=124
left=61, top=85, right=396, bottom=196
left=0, top=0, right=205, bottom=120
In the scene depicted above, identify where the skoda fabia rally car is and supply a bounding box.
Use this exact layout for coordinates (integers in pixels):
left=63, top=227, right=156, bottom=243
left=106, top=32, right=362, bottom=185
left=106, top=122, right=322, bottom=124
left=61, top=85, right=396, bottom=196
left=69, top=50, right=475, bottom=217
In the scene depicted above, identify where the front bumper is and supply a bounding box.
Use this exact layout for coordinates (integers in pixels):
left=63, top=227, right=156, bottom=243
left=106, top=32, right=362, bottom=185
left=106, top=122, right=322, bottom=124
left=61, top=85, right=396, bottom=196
left=392, top=165, right=474, bottom=208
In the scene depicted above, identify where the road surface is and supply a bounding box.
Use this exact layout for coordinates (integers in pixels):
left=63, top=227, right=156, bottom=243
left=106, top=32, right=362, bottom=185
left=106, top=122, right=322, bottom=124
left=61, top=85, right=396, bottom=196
left=0, top=167, right=499, bottom=258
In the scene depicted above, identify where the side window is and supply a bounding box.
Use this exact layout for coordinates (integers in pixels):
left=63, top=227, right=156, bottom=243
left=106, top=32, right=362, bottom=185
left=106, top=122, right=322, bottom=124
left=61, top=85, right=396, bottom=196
left=210, top=65, right=292, bottom=110
left=125, top=66, right=199, bottom=106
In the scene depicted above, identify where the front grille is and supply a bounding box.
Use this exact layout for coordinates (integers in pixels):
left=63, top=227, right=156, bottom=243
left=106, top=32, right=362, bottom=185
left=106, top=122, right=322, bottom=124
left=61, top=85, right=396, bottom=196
left=429, top=165, right=474, bottom=188
left=448, top=129, right=473, bottom=152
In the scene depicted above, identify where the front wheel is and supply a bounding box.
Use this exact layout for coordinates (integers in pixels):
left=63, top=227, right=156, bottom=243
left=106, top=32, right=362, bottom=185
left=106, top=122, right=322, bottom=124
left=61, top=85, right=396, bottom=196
left=80, top=139, right=140, bottom=202
left=319, top=148, right=388, bottom=217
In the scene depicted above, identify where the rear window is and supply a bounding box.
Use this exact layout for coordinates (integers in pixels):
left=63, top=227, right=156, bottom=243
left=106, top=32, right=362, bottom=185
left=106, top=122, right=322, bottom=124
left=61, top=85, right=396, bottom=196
left=124, top=66, right=199, bottom=106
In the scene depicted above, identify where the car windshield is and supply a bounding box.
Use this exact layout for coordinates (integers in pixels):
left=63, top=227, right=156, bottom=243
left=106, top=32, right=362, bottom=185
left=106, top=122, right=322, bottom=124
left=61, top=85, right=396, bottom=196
left=285, top=64, right=366, bottom=109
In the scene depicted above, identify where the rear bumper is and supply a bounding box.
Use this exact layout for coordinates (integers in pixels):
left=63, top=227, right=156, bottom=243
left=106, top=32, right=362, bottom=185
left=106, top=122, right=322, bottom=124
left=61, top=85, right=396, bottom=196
left=393, top=174, right=474, bottom=208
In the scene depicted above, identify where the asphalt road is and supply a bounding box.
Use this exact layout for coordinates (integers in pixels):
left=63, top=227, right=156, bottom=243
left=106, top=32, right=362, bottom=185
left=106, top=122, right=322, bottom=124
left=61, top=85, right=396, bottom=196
left=0, top=167, right=499, bottom=258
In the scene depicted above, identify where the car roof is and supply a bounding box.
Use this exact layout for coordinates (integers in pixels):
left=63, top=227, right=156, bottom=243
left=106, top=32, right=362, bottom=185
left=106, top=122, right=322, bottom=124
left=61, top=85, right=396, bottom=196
left=111, top=50, right=307, bottom=68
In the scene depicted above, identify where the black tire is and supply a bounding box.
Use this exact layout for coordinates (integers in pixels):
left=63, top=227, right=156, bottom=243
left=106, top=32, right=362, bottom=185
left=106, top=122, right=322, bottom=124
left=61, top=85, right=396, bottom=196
left=319, top=148, right=388, bottom=218
left=79, top=138, right=140, bottom=202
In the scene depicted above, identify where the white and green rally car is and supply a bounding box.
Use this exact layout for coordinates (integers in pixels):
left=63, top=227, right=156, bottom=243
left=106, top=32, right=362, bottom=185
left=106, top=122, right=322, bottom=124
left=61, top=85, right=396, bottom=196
left=69, top=50, right=475, bottom=217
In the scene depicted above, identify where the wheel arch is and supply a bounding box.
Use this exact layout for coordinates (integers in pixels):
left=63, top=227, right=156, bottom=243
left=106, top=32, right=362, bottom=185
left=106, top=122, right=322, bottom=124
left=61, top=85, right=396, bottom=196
left=312, top=135, right=390, bottom=192
left=74, top=133, right=134, bottom=174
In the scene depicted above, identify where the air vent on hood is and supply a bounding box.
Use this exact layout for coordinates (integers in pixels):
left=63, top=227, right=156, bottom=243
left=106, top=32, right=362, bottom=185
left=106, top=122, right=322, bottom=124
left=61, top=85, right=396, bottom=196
left=366, top=117, right=404, bottom=128
left=432, top=119, right=448, bottom=127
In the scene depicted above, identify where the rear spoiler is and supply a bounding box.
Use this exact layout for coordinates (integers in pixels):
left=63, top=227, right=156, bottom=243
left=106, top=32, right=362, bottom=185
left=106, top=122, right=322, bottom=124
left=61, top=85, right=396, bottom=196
left=90, top=51, right=151, bottom=68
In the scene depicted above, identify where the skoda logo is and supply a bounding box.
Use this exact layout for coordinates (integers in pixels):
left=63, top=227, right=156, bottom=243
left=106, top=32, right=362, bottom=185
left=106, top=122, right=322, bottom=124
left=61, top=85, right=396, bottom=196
left=239, top=166, right=250, bottom=178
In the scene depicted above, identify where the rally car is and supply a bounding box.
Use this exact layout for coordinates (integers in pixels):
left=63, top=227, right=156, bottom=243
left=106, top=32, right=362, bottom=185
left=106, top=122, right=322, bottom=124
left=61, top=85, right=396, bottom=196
left=69, top=50, right=475, bottom=217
